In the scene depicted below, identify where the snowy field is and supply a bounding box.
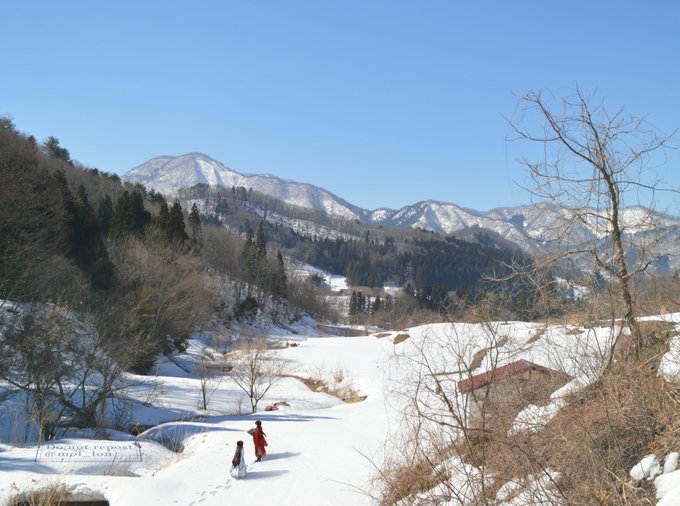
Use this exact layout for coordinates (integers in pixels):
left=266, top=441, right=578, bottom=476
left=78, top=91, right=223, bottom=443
left=0, top=320, right=396, bottom=506
left=2, top=315, right=680, bottom=505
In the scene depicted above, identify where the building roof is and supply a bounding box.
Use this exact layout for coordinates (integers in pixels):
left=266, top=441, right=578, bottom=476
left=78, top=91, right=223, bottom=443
left=457, top=359, right=559, bottom=394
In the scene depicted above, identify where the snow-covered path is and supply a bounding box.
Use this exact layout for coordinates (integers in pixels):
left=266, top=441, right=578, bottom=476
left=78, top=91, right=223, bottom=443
left=0, top=334, right=395, bottom=506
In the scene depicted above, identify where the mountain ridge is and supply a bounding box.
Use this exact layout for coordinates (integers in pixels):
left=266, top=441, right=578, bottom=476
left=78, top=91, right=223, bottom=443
left=124, top=153, right=680, bottom=267
left=124, top=152, right=546, bottom=234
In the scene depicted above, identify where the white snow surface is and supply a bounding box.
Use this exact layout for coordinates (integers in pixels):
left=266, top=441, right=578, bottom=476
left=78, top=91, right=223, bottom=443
left=3, top=313, right=680, bottom=504
left=630, top=451, right=680, bottom=504
left=631, top=454, right=662, bottom=481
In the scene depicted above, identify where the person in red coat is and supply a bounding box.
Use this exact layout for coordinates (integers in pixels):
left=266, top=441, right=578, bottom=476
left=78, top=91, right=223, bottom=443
left=252, top=420, right=267, bottom=461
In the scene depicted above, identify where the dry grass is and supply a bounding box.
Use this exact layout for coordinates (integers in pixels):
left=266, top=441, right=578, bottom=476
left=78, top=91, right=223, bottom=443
left=468, top=335, right=509, bottom=371
left=377, top=459, right=445, bottom=506
left=486, top=333, right=675, bottom=505
left=374, top=332, right=392, bottom=338
left=393, top=333, right=410, bottom=345
left=444, top=368, right=671, bottom=505
left=526, top=326, right=547, bottom=343
left=7, top=482, right=95, bottom=506
left=637, top=320, right=678, bottom=340
left=539, top=363, right=672, bottom=504
left=376, top=321, right=678, bottom=505
left=635, top=277, right=680, bottom=317
left=289, top=373, right=367, bottom=404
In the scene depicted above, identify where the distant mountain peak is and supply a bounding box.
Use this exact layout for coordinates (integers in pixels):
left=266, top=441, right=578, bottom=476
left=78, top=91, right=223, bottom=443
left=124, top=153, right=364, bottom=221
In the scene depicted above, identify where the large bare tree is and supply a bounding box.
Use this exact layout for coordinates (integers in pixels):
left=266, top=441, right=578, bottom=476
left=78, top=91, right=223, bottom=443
left=510, top=89, right=675, bottom=358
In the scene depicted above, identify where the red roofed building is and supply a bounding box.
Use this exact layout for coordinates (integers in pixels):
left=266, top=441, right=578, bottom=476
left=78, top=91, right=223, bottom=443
left=458, top=360, right=570, bottom=424
left=457, top=359, right=559, bottom=394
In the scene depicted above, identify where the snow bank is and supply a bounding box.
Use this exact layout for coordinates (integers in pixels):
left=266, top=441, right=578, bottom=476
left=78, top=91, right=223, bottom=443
left=627, top=452, right=680, bottom=504
left=411, top=455, right=485, bottom=505
left=630, top=454, right=662, bottom=481
left=509, top=399, right=567, bottom=435
left=657, top=472, right=680, bottom=504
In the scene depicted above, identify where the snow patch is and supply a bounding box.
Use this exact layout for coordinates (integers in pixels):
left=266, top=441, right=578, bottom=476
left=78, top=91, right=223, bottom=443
left=631, top=454, right=662, bottom=481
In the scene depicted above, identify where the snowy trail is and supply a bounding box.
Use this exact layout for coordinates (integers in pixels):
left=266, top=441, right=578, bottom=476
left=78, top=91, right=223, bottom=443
left=113, top=431, right=233, bottom=505
left=110, top=335, right=394, bottom=505
left=0, top=334, right=394, bottom=505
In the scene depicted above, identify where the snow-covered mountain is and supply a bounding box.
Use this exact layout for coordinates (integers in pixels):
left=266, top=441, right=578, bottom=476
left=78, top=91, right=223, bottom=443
left=124, top=153, right=680, bottom=261
left=369, top=201, right=542, bottom=241
left=124, top=153, right=550, bottom=239
left=124, top=153, right=365, bottom=221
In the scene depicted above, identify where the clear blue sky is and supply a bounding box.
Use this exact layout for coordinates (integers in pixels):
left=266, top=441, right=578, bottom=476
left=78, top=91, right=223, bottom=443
left=2, top=1, right=679, bottom=212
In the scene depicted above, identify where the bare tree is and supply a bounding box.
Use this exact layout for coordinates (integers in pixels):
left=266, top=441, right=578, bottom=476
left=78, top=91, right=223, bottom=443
left=0, top=304, right=150, bottom=440
left=229, top=337, right=289, bottom=413
left=107, top=236, right=213, bottom=369
left=196, top=349, right=223, bottom=411
left=0, top=306, right=67, bottom=440
left=510, top=89, right=675, bottom=358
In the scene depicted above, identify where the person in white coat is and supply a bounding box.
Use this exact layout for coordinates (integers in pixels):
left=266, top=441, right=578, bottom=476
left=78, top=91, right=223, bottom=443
left=230, top=440, right=247, bottom=479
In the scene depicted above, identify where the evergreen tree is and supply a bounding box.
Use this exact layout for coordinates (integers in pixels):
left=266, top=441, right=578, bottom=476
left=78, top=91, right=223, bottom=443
left=155, top=201, right=170, bottom=236
left=109, top=192, right=129, bottom=238
left=372, top=296, right=382, bottom=314
left=239, top=226, right=257, bottom=299
left=130, top=191, right=151, bottom=233
left=384, top=294, right=394, bottom=312
left=110, top=190, right=150, bottom=237
left=241, top=226, right=255, bottom=266
left=41, top=136, right=71, bottom=162
left=349, top=291, right=358, bottom=316
left=54, top=174, right=114, bottom=289
left=271, top=250, right=287, bottom=298
left=188, top=203, right=202, bottom=244
left=248, top=222, right=269, bottom=300
left=167, top=200, right=189, bottom=243
left=255, top=221, right=267, bottom=262
left=215, top=197, right=229, bottom=214
left=356, top=291, right=366, bottom=314
left=97, top=195, right=113, bottom=236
